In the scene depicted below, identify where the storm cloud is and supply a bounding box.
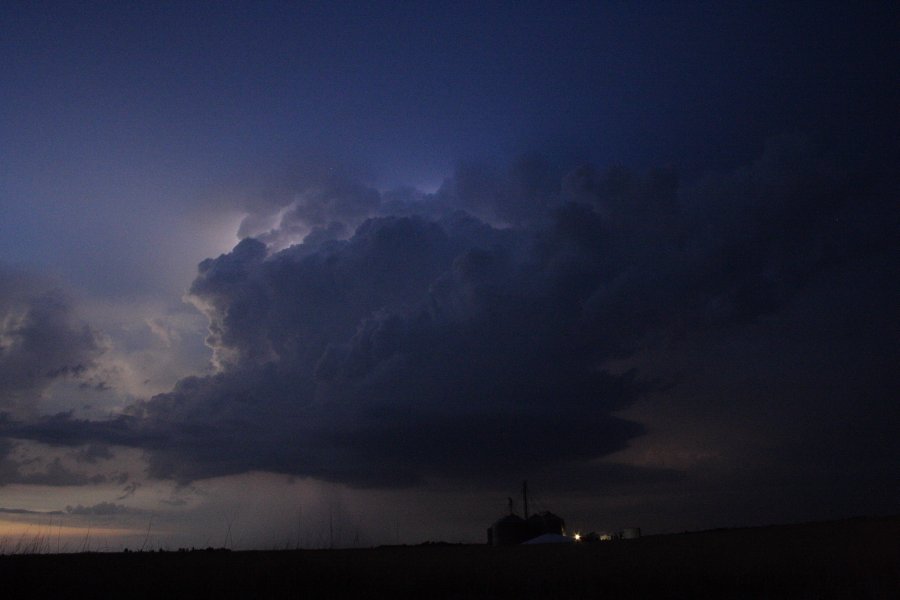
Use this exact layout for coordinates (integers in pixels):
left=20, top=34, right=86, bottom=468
left=0, top=268, right=105, bottom=416
left=0, top=438, right=110, bottom=487
left=4, top=135, right=895, bottom=496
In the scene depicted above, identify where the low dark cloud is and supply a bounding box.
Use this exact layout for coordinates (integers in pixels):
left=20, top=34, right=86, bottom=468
left=116, top=481, right=140, bottom=500
left=71, top=443, right=114, bottom=464
left=0, top=506, right=64, bottom=515
left=0, top=269, right=105, bottom=415
left=0, top=439, right=109, bottom=487
left=2, top=137, right=897, bottom=496
left=65, top=501, right=141, bottom=516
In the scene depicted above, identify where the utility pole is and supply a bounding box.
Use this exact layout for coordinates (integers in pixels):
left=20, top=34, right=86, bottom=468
left=523, top=480, right=529, bottom=519
left=329, top=508, right=334, bottom=549
left=296, top=505, right=302, bottom=550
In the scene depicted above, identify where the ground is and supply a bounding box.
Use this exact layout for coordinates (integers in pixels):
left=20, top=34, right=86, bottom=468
left=2, top=515, right=897, bottom=598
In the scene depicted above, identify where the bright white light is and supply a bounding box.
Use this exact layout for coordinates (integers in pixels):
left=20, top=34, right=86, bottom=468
left=573, top=533, right=581, bottom=541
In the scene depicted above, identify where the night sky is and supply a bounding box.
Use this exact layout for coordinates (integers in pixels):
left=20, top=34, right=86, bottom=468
left=1, top=2, right=897, bottom=549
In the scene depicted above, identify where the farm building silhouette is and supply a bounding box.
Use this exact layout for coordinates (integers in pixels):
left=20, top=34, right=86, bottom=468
left=487, top=482, right=567, bottom=546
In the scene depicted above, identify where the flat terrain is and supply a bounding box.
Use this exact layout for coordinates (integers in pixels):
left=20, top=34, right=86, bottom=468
left=2, top=516, right=897, bottom=599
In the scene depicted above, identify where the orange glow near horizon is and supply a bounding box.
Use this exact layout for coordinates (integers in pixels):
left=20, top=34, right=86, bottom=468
left=0, top=519, right=144, bottom=552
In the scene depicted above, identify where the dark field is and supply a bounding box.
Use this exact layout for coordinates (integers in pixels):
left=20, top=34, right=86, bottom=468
left=3, top=516, right=897, bottom=599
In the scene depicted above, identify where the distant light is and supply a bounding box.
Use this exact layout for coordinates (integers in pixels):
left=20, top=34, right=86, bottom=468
left=573, top=533, right=581, bottom=541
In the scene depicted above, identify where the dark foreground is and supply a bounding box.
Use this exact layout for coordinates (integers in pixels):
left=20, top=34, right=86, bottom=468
left=3, top=516, right=898, bottom=599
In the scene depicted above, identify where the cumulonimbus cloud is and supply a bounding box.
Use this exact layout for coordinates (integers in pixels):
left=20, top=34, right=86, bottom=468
left=2, top=136, right=896, bottom=490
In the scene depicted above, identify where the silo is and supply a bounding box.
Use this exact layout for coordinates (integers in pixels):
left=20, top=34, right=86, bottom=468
left=526, top=511, right=566, bottom=539
left=490, top=514, right=529, bottom=546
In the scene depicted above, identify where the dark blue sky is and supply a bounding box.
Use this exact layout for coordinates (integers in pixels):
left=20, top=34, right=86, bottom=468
left=0, top=2, right=897, bottom=547
left=7, top=3, right=895, bottom=175
left=4, top=2, right=896, bottom=297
